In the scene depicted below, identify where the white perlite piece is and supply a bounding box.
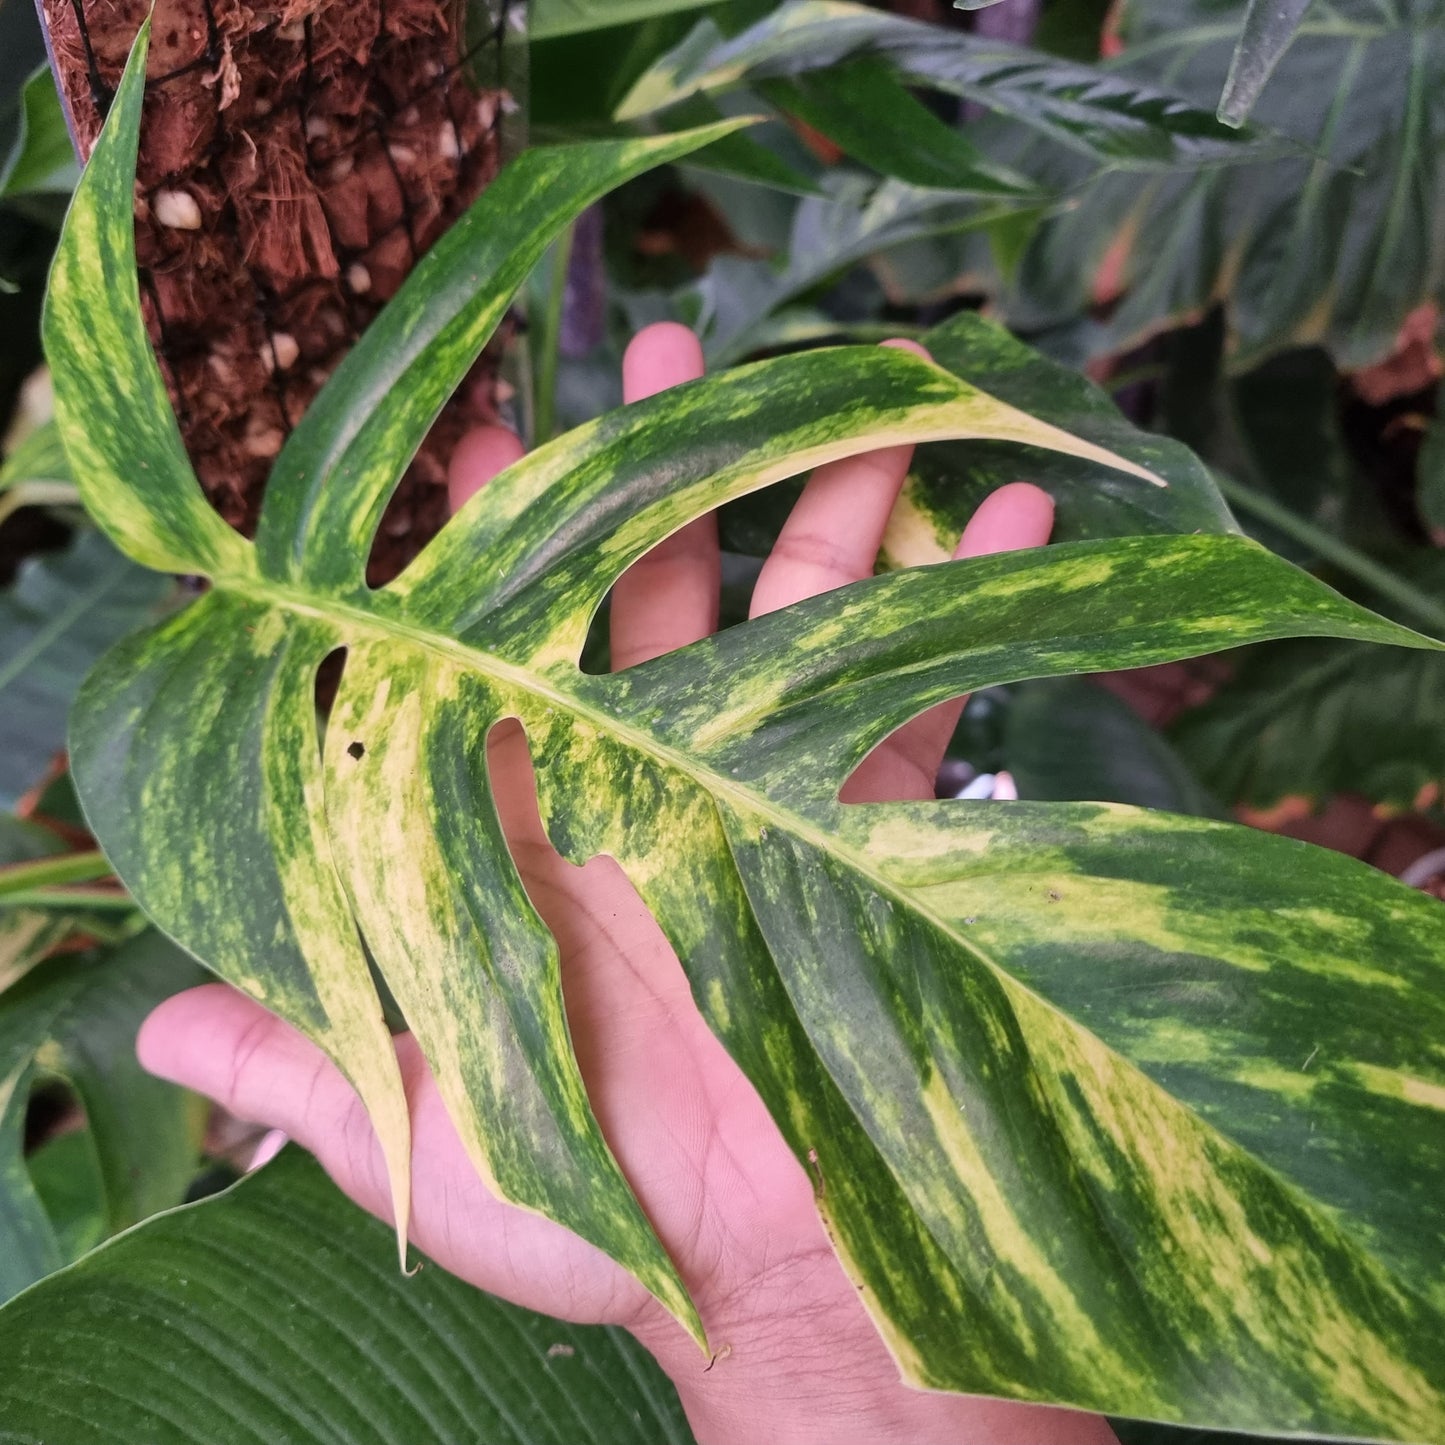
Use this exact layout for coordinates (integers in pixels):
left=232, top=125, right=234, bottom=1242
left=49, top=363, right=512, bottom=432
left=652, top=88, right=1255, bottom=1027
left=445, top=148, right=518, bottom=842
left=153, top=188, right=203, bottom=231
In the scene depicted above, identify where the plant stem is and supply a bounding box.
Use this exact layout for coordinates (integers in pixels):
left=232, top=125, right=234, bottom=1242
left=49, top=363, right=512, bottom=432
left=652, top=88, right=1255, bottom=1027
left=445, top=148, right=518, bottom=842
left=1215, top=471, right=1445, bottom=638
left=0, top=850, right=113, bottom=895
left=533, top=220, right=576, bottom=446
left=0, top=888, right=134, bottom=912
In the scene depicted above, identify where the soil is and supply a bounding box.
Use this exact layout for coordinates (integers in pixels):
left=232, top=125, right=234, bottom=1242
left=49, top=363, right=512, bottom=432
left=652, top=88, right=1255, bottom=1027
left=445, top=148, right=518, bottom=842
left=43, top=0, right=520, bottom=582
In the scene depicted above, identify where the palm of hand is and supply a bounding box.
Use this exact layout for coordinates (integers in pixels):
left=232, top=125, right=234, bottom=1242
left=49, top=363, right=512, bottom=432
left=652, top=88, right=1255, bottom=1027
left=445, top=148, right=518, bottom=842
left=141, top=326, right=1106, bottom=1444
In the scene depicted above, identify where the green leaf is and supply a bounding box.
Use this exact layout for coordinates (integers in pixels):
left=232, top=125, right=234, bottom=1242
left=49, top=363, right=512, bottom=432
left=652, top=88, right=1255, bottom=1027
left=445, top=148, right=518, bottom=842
left=0, top=529, right=174, bottom=809
left=531, top=0, right=719, bottom=41
left=881, top=311, right=1238, bottom=562
left=24, top=1126, right=106, bottom=1262
left=1004, top=0, right=1445, bottom=368
left=1218, top=0, right=1315, bottom=126
left=696, top=173, right=1040, bottom=365
left=758, top=56, right=1040, bottom=195
left=0, top=1146, right=696, bottom=1445
left=617, top=0, right=1286, bottom=169
left=965, top=678, right=1229, bottom=818
left=0, top=67, right=79, bottom=199
left=50, top=19, right=1445, bottom=1440
left=1172, top=638, right=1445, bottom=811
left=0, top=930, right=203, bottom=1302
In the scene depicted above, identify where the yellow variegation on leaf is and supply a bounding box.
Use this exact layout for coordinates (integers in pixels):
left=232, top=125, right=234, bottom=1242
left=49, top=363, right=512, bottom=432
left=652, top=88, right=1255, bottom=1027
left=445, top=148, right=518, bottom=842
left=46, top=25, right=1445, bottom=1442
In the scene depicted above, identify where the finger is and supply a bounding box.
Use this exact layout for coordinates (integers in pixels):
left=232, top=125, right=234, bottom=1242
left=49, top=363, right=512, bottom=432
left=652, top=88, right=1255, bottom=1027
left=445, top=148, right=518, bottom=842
left=750, top=338, right=929, bottom=620
left=138, top=986, right=643, bottom=1323
left=609, top=323, right=718, bottom=671
left=447, top=424, right=526, bottom=514
left=842, top=482, right=1055, bottom=803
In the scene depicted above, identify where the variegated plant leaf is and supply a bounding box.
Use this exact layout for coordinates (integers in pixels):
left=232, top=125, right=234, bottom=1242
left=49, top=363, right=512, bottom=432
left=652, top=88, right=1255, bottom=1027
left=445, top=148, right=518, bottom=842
left=881, top=310, right=1238, bottom=565
left=48, top=24, right=1445, bottom=1441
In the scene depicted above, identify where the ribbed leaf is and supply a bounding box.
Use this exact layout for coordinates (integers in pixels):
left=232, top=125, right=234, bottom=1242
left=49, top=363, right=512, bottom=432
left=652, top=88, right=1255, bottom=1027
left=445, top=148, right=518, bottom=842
left=0, top=529, right=173, bottom=808
left=958, top=678, right=1229, bottom=817
left=0, top=1147, right=694, bottom=1445
left=50, top=22, right=1445, bottom=1440
left=617, top=0, right=1288, bottom=168
left=686, top=171, right=1042, bottom=365
left=1001, top=0, right=1445, bottom=369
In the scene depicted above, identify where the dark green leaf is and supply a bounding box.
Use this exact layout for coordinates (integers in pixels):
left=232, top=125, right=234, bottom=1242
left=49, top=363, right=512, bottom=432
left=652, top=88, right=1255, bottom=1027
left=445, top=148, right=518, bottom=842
left=0, top=529, right=174, bottom=808
left=975, top=677, right=1229, bottom=817
left=1172, top=638, right=1445, bottom=810
left=0, top=68, right=79, bottom=200
left=24, top=1126, right=105, bottom=1263
left=0, top=930, right=202, bottom=1302
left=759, top=57, right=1038, bottom=195
left=618, top=0, right=1288, bottom=169
left=1421, top=380, right=1445, bottom=534
left=0, top=1147, right=696, bottom=1445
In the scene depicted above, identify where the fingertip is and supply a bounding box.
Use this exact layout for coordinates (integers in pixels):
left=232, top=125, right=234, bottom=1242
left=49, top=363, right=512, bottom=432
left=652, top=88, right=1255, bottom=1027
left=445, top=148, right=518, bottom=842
left=136, top=983, right=247, bottom=1079
left=448, top=425, right=526, bottom=515
left=955, top=482, right=1055, bottom=559
left=623, top=322, right=705, bottom=403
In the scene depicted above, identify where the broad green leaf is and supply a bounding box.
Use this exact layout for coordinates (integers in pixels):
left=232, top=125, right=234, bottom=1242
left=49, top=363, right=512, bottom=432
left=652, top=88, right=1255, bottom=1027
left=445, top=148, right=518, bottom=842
left=0, top=931, right=202, bottom=1303
left=1172, top=638, right=1445, bottom=810
left=1002, top=0, right=1445, bottom=368
left=0, top=1147, right=695, bottom=1445
left=958, top=678, right=1229, bottom=818
left=758, top=56, right=1039, bottom=195
left=0, top=529, right=174, bottom=808
left=531, top=0, right=718, bottom=41
left=0, top=68, right=79, bottom=199
left=617, top=0, right=1287, bottom=169
left=51, top=19, right=1445, bottom=1439
left=881, top=311, right=1237, bottom=562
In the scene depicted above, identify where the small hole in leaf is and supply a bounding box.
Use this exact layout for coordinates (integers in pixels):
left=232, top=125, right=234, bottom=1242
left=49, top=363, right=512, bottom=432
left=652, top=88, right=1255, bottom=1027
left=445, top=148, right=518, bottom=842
left=347, top=741, right=366, bottom=760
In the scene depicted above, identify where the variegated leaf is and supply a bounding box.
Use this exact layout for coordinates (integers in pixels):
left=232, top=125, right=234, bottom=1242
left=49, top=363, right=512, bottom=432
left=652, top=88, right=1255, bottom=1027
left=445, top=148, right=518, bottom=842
left=48, top=24, right=1445, bottom=1440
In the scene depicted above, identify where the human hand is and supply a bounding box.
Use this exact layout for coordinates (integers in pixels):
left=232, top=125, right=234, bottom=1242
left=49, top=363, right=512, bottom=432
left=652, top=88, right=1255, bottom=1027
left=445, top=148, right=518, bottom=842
left=139, top=324, right=1114, bottom=1445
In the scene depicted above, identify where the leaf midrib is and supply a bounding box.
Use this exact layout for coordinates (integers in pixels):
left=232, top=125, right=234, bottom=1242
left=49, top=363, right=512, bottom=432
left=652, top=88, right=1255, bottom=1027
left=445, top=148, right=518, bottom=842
left=223, top=572, right=1445, bottom=1313
left=224, top=573, right=1012, bottom=986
